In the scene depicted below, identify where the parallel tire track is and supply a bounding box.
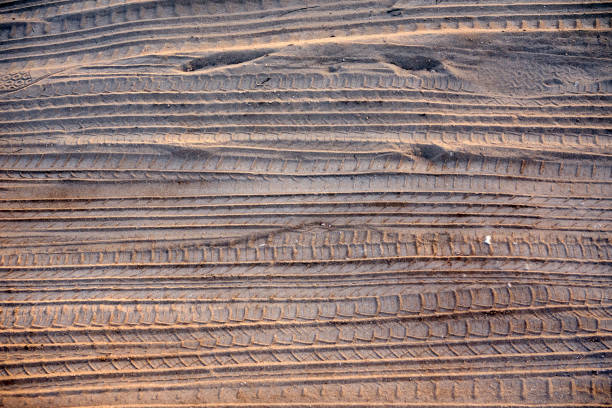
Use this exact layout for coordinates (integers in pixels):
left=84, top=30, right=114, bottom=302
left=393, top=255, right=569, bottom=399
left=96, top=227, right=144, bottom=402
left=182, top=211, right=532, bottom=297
left=1, top=1, right=610, bottom=406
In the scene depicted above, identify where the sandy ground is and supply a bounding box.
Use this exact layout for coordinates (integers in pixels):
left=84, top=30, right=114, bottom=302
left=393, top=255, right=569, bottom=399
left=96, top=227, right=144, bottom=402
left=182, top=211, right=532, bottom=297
left=0, top=0, right=611, bottom=406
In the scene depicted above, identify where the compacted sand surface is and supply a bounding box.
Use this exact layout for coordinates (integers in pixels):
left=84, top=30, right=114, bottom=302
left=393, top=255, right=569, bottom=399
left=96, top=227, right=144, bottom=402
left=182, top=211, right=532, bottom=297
left=0, top=0, right=611, bottom=406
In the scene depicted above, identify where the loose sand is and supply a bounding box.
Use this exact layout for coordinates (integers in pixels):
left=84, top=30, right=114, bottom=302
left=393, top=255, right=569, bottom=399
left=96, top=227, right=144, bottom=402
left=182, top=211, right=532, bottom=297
left=0, top=0, right=611, bottom=406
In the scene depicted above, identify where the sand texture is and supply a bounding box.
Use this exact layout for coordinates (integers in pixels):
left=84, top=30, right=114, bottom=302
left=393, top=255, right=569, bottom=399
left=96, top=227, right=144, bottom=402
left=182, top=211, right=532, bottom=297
left=0, top=0, right=611, bottom=406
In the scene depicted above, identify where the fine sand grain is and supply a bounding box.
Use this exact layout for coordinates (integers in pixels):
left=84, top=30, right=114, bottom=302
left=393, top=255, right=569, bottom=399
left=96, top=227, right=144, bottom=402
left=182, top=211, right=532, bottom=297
left=0, top=0, right=611, bottom=406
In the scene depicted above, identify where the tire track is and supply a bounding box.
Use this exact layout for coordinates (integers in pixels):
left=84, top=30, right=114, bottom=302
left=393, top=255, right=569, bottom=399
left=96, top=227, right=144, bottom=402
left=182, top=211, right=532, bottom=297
left=2, top=10, right=610, bottom=69
left=1, top=2, right=610, bottom=406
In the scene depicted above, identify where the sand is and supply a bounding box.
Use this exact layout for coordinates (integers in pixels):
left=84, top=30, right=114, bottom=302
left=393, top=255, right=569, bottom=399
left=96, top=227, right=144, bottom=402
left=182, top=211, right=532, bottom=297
left=0, top=0, right=611, bottom=406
